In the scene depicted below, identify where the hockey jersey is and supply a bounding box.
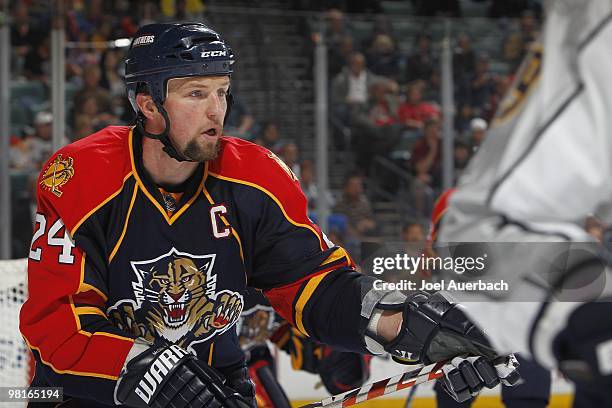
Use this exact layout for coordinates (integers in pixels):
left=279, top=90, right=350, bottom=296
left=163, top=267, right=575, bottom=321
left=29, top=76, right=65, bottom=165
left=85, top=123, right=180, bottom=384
left=19, top=126, right=369, bottom=406
left=438, top=0, right=612, bottom=366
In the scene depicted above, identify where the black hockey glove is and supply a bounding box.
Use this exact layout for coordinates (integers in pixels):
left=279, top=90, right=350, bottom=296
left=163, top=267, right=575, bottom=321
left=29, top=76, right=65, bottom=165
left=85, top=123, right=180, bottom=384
left=365, top=291, right=521, bottom=402
left=439, top=354, right=521, bottom=403
left=317, top=347, right=372, bottom=395
left=115, top=344, right=252, bottom=408
left=371, top=291, right=498, bottom=364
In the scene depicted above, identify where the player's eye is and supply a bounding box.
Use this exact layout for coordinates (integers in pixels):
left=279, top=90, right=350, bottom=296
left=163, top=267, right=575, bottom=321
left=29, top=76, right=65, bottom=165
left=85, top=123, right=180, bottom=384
left=189, top=90, right=203, bottom=97
left=181, top=276, right=190, bottom=283
left=217, top=90, right=227, bottom=97
left=160, top=278, right=170, bottom=284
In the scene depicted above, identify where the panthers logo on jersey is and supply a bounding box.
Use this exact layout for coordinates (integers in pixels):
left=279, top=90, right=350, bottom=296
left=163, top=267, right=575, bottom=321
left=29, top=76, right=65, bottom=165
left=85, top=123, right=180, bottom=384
left=108, top=248, right=243, bottom=351
left=237, top=304, right=279, bottom=351
left=40, top=154, right=75, bottom=197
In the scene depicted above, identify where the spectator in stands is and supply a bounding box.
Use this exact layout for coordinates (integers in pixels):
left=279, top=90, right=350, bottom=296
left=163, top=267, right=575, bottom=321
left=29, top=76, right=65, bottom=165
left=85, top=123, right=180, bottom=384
left=328, top=35, right=354, bottom=78
left=10, top=2, right=44, bottom=65
left=73, top=94, right=116, bottom=133
left=224, top=98, right=256, bottom=140
left=424, top=69, right=442, bottom=103
left=334, top=174, right=378, bottom=239
left=453, top=33, right=476, bottom=83
left=64, top=5, right=84, bottom=42
left=255, top=120, right=283, bottom=154
left=74, top=64, right=114, bottom=116
left=26, top=111, right=55, bottom=169
left=368, top=79, right=400, bottom=127
left=397, top=80, right=440, bottom=131
left=136, top=2, right=160, bottom=27
left=453, top=139, right=471, bottom=181
left=468, top=53, right=495, bottom=115
left=402, top=221, right=426, bottom=244
left=362, top=15, right=395, bottom=51
left=100, top=49, right=126, bottom=117
left=11, top=111, right=62, bottom=172
left=351, top=79, right=402, bottom=170
left=411, top=118, right=441, bottom=186
left=72, top=116, right=94, bottom=142
left=299, top=160, right=334, bottom=211
left=469, top=117, right=487, bottom=152
left=23, top=37, right=51, bottom=82
left=81, top=0, right=105, bottom=36
left=163, top=0, right=205, bottom=21
left=454, top=104, right=475, bottom=135
left=325, top=9, right=352, bottom=51
left=365, top=34, right=401, bottom=80
left=409, top=118, right=441, bottom=218
left=404, top=33, right=436, bottom=83
left=503, top=10, right=539, bottom=70
left=65, top=30, right=99, bottom=82
left=331, top=52, right=380, bottom=125
left=10, top=137, right=30, bottom=172
left=403, top=221, right=427, bottom=261
left=91, top=17, right=114, bottom=43
left=483, top=74, right=511, bottom=121
left=279, top=141, right=301, bottom=179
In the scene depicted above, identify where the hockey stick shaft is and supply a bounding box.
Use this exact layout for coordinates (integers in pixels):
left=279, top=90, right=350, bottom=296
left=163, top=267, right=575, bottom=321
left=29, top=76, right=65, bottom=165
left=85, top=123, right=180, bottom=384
left=404, top=384, right=418, bottom=408
left=300, top=361, right=446, bottom=408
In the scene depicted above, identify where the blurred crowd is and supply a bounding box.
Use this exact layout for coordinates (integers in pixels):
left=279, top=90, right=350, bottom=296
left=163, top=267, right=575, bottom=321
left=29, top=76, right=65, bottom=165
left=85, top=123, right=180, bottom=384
left=326, top=7, right=539, bottom=221
left=7, top=0, right=606, bottom=260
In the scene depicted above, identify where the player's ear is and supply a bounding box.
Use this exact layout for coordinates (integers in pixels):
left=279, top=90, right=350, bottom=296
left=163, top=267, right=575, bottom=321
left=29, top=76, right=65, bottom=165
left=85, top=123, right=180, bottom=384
left=136, top=93, right=158, bottom=120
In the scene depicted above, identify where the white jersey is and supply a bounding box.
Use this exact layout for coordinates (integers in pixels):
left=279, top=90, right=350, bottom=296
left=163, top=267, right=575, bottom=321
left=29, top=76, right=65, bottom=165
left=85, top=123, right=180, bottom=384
left=438, top=0, right=612, bottom=368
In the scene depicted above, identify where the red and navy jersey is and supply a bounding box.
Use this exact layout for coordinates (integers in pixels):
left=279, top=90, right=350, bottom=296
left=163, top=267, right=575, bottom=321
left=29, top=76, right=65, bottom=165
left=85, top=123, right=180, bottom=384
left=20, top=126, right=368, bottom=406
left=427, top=188, right=456, bottom=245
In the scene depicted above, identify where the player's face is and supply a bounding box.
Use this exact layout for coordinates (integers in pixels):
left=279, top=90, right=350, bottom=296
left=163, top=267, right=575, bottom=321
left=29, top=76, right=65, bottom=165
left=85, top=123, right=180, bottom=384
left=164, top=76, right=230, bottom=162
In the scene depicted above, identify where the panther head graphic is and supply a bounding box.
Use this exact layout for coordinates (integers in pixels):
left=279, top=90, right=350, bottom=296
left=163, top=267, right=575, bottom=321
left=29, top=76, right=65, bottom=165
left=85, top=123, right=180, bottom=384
left=109, top=248, right=244, bottom=348
left=151, top=257, right=208, bottom=328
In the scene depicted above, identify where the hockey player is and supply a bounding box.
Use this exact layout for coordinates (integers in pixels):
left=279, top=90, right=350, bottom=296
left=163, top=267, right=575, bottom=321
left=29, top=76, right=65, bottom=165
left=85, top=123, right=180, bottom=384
left=437, top=0, right=612, bottom=406
left=237, top=291, right=292, bottom=408
left=238, top=290, right=371, bottom=407
left=428, top=191, right=551, bottom=408
left=20, top=23, right=518, bottom=407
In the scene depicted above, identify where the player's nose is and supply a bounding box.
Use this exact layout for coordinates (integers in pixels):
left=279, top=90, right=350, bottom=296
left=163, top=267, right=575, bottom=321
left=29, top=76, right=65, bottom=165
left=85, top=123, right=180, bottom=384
left=206, top=93, right=224, bottom=121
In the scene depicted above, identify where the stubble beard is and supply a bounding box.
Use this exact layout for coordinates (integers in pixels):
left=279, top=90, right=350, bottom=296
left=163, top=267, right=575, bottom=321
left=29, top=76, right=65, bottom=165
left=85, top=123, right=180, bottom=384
left=183, top=137, right=221, bottom=162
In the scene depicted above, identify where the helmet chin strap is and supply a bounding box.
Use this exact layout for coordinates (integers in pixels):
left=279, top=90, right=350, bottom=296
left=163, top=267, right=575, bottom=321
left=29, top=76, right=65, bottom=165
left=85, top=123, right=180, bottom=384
left=136, top=100, right=195, bottom=163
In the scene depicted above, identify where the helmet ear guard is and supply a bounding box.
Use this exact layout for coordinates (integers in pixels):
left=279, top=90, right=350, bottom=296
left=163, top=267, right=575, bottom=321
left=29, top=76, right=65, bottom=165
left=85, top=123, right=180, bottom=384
left=124, top=23, right=235, bottom=162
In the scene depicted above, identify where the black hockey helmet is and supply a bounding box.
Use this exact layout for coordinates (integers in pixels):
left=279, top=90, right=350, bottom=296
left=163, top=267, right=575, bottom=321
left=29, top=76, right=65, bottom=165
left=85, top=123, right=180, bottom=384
left=124, top=22, right=235, bottom=161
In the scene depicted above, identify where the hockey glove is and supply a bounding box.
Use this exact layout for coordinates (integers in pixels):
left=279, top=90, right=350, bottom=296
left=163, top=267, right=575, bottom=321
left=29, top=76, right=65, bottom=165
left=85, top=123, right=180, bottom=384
left=368, top=291, right=498, bottom=364
left=439, top=354, right=521, bottom=403
left=318, top=346, right=372, bottom=395
left=115, top=344, right=252, bottom=408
